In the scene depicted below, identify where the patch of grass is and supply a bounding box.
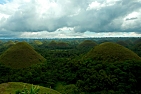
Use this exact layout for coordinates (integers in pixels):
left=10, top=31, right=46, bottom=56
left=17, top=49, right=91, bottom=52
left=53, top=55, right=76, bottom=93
left=0, top=82, right=61, bottom=94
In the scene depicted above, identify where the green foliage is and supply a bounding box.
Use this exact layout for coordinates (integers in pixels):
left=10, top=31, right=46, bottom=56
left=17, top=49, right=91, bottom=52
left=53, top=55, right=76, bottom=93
left=74, top=59, right=141, bottom=93
left=133, top=42, right=141, bottom=57
left=55, top=83, right=79, bottom=94
left=1, top=39, right=141, bottom=94
left=63, top=84, right=79, bottom=94
left=15, top=84, right=40, bottom=94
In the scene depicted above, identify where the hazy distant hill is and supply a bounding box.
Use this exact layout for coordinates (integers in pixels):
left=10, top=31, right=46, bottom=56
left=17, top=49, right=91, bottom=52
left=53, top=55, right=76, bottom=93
left=134, top=38, right=141, bottom=45
left=116, top=40, right=129, bottom=47
left=3, top=40, right=15, bottom=47
left=78, top=40, right=97, bottom=48
left=85, top=42, right=141, bottom=62
left=57, top=42, right=69, bottom=48
left=48, top=40, right=58, bottom=48
left=33, top=40, right=43, bottom=45
left=0, top=42, right=46, bottom=68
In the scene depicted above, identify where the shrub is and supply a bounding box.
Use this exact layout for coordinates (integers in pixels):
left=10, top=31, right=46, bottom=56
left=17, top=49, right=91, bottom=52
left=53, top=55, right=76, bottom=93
left=15, top=84, right=40, bottom=94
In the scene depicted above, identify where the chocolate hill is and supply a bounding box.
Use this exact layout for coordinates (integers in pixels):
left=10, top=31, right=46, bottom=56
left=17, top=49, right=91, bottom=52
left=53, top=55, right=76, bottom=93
left=48, top=40, right=57, bottom=48
left=34, top=40, right=43, bottom=45
left=57, top=42, right=69, bottom=48
left=85, top=42, right=141, bottom=62
left=78, top=40, right=97, bottom=48
left=0, top=42, right=46, bottom=68
left=116, top=40, right=129, bottom=48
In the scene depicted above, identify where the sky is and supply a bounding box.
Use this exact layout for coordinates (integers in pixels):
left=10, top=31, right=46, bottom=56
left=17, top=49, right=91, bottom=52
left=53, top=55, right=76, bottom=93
left=0, top=0, right=141, bottom=38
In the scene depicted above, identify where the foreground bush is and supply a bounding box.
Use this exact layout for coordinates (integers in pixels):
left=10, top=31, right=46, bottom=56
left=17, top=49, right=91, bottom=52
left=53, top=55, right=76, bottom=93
left=15, top=84, right=40, bottom=94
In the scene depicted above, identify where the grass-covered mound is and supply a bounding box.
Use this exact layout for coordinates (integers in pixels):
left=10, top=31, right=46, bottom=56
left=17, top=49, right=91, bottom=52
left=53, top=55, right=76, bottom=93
left=77, top=40, right=97, bottom=54
left=57, top=42, right=69, bottom=48
left=3, top=40, right=15, bottom=47
left=78, top=40, right=97, bottom=48
left=116, top=40, right=129, bottom=47
left=47, top=40, right=58, bottom=49
left=0, top=42, right=46, bottom=68
left=85, top=42, right=141, bottom=62
left=0, top=82, right=61, bottom=94
left=34, top=40, right=43, bottom=45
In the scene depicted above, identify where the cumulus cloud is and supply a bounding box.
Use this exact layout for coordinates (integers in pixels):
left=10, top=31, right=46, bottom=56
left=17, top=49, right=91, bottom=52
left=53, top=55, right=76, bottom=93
left=0, top=0, right=141, bottom=38
left=71, top=0, right=141, bottom=32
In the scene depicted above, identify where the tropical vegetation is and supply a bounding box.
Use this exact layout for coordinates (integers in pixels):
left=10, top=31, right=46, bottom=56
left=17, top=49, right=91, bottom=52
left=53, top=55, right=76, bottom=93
left=0, top=38, right=141, bottom=93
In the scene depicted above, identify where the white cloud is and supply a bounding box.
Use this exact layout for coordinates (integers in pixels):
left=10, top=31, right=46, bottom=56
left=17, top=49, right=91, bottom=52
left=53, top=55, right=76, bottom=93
left=20, top=30, right=84, bottom=38
left=19, top=31, right=141, bottom=38
left=0, top=0, right=141, bottom=38
left=87, top=1, right=102, bottom=10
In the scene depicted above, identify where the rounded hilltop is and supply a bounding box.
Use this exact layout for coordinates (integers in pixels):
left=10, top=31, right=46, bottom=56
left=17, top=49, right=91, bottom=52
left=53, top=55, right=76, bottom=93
left=0, top=42, right=46, bottom=68
left=85, top=42, right=141, bottom=62
left=57, top=42, right=69, bottom=48
left=78, top=40, right=97, bottom=48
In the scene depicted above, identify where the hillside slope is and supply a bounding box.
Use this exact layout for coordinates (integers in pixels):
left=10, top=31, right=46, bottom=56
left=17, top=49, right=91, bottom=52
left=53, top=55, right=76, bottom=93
left=78, top=40, right=97, bottom=48
left=0, top=42, right=46, bottom=68
left=0, top=82, right=61, bottom=94
left=85, top=42, right=141, bottom=62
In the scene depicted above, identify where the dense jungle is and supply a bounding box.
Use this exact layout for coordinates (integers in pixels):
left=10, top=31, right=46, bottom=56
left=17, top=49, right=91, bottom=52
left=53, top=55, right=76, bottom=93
left=0, top=37, right=141, bottom=94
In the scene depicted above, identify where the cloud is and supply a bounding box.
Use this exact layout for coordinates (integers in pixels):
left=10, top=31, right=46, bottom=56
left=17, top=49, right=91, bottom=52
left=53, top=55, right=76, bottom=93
left=19, top=31, right=141, bottom=38
left=20, top=30, right=84, bottom=38
left=70, top=0, right=141, bottom=32
left=0, top=31, right=21, bottom=38
left=125, top=17, right=138, bottom=21
left=0, top=0, right=141, bottom=38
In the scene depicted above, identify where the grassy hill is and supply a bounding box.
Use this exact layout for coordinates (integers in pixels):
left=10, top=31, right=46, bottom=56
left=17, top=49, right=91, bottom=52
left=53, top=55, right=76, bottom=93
left=85, top=42, right=141, bottom=62
left=34, top=40, right=43, bottom=45
left=57, top=42, right=69, bottom=48
left=0, top=42, right=46, bottom=68
left=116, top=40, right=129, bottom=47
left=78, top=40, right=97, bottom=48
left=48, top=40, right=58, bottom=48
left=0, top=82, right=61, bottom=94
left=3, top=40, right=15, bottom=47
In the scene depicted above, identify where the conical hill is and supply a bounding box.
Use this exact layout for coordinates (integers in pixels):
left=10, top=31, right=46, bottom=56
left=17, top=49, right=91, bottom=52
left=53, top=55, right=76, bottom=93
left=0, top=42, right=46, bottom=68
left=85, top=42, right=141, bottom=62
left=78, top=40, right=97, bottom=48
left=57, top=42, right=69, bottom=48
left=48, top=40, right=57, bottom=48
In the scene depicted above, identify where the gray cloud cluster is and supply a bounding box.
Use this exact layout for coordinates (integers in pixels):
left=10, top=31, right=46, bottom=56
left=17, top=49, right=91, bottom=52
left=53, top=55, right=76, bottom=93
left=0, top=0, right=141, bottom=37
left=70, top=0, right=141, bottom=32
left=0, top=30, right=21, bottom=38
